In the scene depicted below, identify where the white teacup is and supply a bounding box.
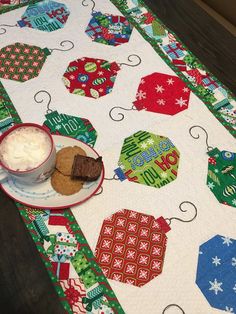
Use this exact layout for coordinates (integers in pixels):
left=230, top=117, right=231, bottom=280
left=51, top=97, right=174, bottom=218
left=0, top=123, right=56, bottom=185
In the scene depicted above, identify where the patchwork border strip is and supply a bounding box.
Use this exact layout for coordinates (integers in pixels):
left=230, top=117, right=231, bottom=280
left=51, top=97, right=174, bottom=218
left=110, top=0, right=236, bottom=138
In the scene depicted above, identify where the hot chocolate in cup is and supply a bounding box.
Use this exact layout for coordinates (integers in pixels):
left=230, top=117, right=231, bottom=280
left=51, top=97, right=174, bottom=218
left=0, top=123, right=56, bottom=184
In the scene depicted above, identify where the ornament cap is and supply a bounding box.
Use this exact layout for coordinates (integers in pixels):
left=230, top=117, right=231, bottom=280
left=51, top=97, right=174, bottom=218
left=17, top=20, right=26, bottom=28
left=207, top=147, right=219, bottom=157
left=156, top=216, right=171, bottom=233
left=43, top=48, right=51, bottom=56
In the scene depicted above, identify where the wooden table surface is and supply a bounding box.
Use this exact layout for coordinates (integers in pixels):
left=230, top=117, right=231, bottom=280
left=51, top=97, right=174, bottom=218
left=0, top=1, right=235, bottom=313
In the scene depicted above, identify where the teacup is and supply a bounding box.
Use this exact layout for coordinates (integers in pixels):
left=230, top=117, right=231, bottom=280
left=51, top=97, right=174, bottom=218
left=0, top=123, right=56, bottom=184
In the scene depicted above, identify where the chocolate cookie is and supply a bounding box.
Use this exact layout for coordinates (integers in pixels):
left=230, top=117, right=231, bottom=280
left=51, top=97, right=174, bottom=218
left=51, top=169, right=83, bottom=195
left=56, top=146, right=86, bottom=176
left=71, top=155, right=103, bottom=181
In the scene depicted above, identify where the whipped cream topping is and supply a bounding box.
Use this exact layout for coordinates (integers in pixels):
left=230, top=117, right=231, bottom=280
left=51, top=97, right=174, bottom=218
left=0, top=127, right=51, bottom=171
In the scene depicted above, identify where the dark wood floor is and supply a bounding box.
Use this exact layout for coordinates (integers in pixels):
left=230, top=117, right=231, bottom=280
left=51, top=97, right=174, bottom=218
left=0, top=1, right=235, bottom=313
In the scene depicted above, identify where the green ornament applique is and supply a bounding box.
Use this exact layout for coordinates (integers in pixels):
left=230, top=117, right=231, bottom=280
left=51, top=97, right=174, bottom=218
left=43, top=111, right=97, bottom=147
left=0, top=42, right=51, bottom=82
left=118, top=130, right=180, bottom=188
left=207, top=148, right=236, bottom=207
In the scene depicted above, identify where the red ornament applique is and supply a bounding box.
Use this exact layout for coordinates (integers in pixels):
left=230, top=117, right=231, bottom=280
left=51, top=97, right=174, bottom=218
left=133, top=72, right=191, bottom=115
left=95, top=209, right=171, bottom=287
left=62, top=57, right=120, bottom=98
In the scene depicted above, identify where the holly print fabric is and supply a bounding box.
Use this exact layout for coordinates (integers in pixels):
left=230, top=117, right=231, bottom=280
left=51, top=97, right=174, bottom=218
left=196, top=235, right=236, bottom=312
left=207, top=148, right=236, bottom=207
left=0, top=42, right=50, bottom=82
left=95, top=209, right=170, bottom=287
left=17, top=0, right=70, bottom=32
left=85, top=12, right=133, bottom=46
left=133, top=72, right=191, bottom=115
left=118, top=130, right=180, bottom=188
left=62, top=57, right=121, bottom=98
left=43, top=111, right=97, bottom=147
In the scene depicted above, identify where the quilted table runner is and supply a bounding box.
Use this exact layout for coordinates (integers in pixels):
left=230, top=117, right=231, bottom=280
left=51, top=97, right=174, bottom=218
left=0, top=1, right=236, bottom=313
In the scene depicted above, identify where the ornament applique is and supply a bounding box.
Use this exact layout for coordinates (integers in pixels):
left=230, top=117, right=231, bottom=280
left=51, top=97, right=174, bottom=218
left=95, top=202, right=197, bottom=287
left=196, top=235, right=236, bottom=312
left=0, top=0, right=70, bottom=32
left=116, top=130, right=180, bottom=189
left=34, top=90, right=98, bottom=147
left=0, top=40, right=74, bottom=82
left=133, top=73, right=191, bottom=115
left=109, top=72, right=191, bottom=120
left=82, top=0, right=133, bottom=46
left=190, top=125, right=236, bottom=208
left=62, top=54, right=141, bottom=98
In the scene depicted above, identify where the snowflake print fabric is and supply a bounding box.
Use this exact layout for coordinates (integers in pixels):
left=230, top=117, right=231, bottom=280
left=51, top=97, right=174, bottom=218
left=133, top=72, right=191, bottom=115
left=196, top=235, right=236, bottom=312
left=95, top=209, right=171, bottom=287
left=0, top=42, right=50, bottom=82
left=62, top=57, right=120, bottom=98
left=207, top=148, right=236, bottom=208
left=17, top=0, right=70, bottom=32
left=118, top=130, right=180, bottom=188
left=85, top=12, right=133, bottom=46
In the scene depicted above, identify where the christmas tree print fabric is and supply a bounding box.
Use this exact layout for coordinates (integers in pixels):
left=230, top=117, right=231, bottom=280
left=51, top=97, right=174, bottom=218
left=43, top=111, right=97, bottom=147
left=196, top=235, right=236, bottom=313
left=85, top=11, right=133, bottom=46
left=17, top=0, right=70, bottom=32
left=0, top=42, right=50, bottom=82
left=133, top=73, right=191, bottom=115
left=62, top=57, right=121, bottom=98
left=95, top=209, right=170, bottom=287
left=207, top=148, right=236, bottom=208
left=118, top=130, right=180, bottom=188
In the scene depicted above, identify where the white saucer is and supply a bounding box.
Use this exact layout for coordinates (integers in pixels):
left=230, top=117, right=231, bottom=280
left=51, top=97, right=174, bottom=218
left=0, top=135, right=104, bottom=209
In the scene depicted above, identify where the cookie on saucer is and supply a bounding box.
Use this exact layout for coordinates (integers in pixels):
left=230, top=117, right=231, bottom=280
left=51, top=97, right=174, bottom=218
left=51, top=169, right=84, bottom=195
left=56, top=146, right=86, bottom=176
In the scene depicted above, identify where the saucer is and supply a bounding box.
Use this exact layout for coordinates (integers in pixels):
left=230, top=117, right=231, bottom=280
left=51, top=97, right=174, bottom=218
left=0, top=135, right=104, bottom=209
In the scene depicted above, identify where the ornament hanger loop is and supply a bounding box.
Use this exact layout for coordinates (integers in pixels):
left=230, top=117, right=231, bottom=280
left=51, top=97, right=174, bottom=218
left=104, top=174, right=120, bottom=181
left=0, top=28, right=6, bottom=35
left=94, top=186, right=103, bottom=196
left=189, top=125, right=213, bottom=152
left=109, top=105, right=137, bottom=122
left=162, top=304, right=185, bottom=314
left=119, top=54, right=142, bottom=67
left=165, top=201, right=197, bottom=226
left=34, top=90, right=53, bottom=114
left=82, top=0, right=96, bottom=13
left=49, top=40, right=74, bottom=53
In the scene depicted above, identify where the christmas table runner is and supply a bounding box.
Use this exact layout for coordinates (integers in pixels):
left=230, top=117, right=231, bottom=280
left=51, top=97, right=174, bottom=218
left=0, top=1, right=236, bottom=313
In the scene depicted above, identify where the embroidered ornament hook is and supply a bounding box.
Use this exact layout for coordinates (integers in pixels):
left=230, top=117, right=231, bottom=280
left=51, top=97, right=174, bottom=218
left=34, top=90, right=53, bottom=114
left=49, top=40, right=74, bottom=53
left=165, top=201, right=197, bottom=226
left=82, top=0, right=96, bottom=13
left=189, top=125, right=213, bottom=152
left=34, top=90, right=98, bottom=146
left=162, top=304, right=185, bottom=314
